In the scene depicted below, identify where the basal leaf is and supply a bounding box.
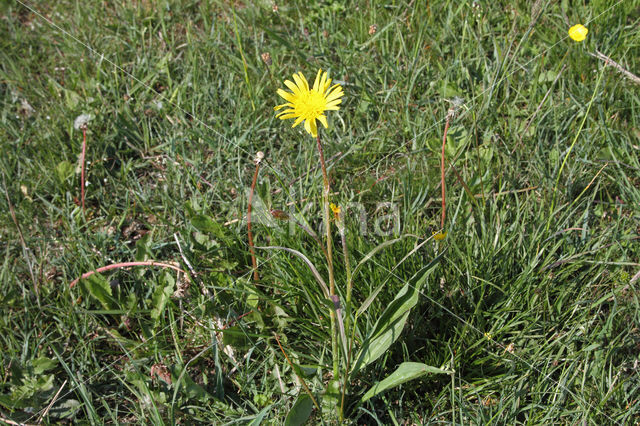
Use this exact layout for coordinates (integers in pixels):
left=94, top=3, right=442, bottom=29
left=150, top=275, right=175, bottom=321
left=80, top=274, right=117, bottom=310
left=191, top=215, right=228, bottom=242
left=352, top=258, right=441, bottom=374
left=361, top=362, right=451, bottom=402
left=285, top=393, right=314, bottom=426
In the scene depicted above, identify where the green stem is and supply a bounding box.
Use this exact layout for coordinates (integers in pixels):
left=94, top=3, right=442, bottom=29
left=316, top=134, right=339, bottom=381
left=339, top=226, right=352, bottom=422
left=341, top=229, right=352, bottom=343
left=545, top=62, right=605, bottom=232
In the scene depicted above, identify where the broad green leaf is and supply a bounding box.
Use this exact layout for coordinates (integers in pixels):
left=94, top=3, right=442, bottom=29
left=32, top=357, right=58, bottom=374
left=352, top=258, right=441, bottom=374
left=48, top=398, right=82, bottom=419
left=191, top=214, right=228, bottom=241
left=356, top=244, right=446, bottom=318
left=150, top=274, right=175, bottom=321
left=354, top=310, right=411, bottom=373
left=361, top=362, right=451, bottom=402
left=285, top=393, right=314, bottom=426
left=80, top=274, right=117, bottom=310
left=135, top=233, right=152, bottom=262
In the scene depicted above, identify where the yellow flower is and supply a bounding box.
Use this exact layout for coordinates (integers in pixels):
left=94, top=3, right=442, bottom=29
left=274, top=69, right=344, bottom=137
left=568, top=24, right=588, bottom=42
left=433, top=230, right=447, bottom=241
left=330, top=203, right=341, bottom=215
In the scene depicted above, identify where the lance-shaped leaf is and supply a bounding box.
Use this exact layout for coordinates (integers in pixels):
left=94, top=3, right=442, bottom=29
left=361, top=362, right=452, bottom=402
left=351, top=253, right=444, bottom=375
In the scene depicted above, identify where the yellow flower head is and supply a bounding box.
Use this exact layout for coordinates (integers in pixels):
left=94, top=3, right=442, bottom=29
left=330, top=203, right=341, bottom=215
left=568, top=24, right=588, bottom=42
left=274, top=69, right=344, bottom=137
left=433, top=230, right=447, bottom=241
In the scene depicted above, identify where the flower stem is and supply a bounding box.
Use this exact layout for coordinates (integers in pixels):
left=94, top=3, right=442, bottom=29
left=545, top=64, right=605, bottom=232
left=440, top=114, right=451, bottom=228
left=247, top=158, right=261, bottom=282
left=341, top=229, right=352, bottom=339
left=316, top=134, right=339, bottom=379
left=339, top=225, right=352, bottom=421
left=69, top=261, right=187, bottom=289
left=81, top=127, right=87, bottom=212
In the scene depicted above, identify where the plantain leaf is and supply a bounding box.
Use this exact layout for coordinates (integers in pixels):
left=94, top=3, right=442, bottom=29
left=80, top=274, right=117, bottom=310
left=351, top=257, right=442, bottom=375
left=150, top=274, right=175, bottom=321
left=353, top=310, right=411, bottom=374
left=284, top=393, right=314, bottom=426
left=361, top=362, right=451, bottom=402
left=191, top=215, right=229, bottom=242
left=356, top=247, right=446, bottom=318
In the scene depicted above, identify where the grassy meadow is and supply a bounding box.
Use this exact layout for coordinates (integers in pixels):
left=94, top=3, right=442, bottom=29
left=1, top=0, right=640, bottom=423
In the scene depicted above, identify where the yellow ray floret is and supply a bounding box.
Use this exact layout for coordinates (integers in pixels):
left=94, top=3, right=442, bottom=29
left=274, top=69, right=344, bottom=137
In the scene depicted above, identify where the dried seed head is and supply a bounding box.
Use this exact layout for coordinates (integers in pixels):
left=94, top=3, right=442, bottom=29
left=270, top=209, right=289, bottom=221
left=446, top=96, right=466, bottom=119
left=260, top=52, right=272, bottom=66
left=74, top=113, right=92, bottom=130
left=254, top=151, right=265, bottom=165
left=369, top=24, right=377, bottom=35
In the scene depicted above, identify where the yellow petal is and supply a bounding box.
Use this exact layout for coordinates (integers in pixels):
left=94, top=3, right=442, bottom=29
left=313, top=69, right=322, bottom=92
left=276, top=108, right=296, bottom=116
left=323, top=78, right=333, bottom=94
left=274, top=103, right=294, bottom=111
left=325, top=89, right=343, bottom=103
left=317, top=115, right=328, bottom=128
left=300, top=72, right=310, bottom=91
left=293, top=72, right=309, bottom=92
left=277, top=113, right=299, bottom=119
left=284, top=79, right=300, bottom=94
left=304, top=119, right=312, bottom=135
left=292, top=116, right=305, bottom=128
left=309, top=118, right=317, bottom=137
left=319, top=72, right=328, bottom=93
left=274, top=104, right=288, bottom=111
left=277, top=89, right=296, bottom=102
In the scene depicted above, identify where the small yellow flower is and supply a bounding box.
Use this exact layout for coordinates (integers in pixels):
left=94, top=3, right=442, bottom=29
left=568, top=24, right=588, bottom=42
left=274, top=69, right=344, bottom=137
left=433, top=230, right=447, bottom=241
left=330, top=203, right=342, bottom=223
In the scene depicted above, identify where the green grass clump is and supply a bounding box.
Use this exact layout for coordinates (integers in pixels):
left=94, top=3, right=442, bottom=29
left=1, top=0, right=640, bottom=423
